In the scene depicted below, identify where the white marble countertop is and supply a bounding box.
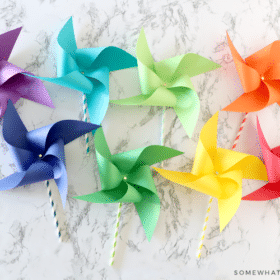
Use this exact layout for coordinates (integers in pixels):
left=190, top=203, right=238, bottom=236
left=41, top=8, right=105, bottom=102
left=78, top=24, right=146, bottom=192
left=1, top=0, right=280, bottom=279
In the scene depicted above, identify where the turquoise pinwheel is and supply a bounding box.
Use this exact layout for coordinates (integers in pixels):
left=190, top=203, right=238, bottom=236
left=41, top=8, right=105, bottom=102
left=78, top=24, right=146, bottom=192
left=111, top=28, right=221, bottom=137
left=32, top=17, right=137, bottom=125
left=74, top=128, right=183, bottom=241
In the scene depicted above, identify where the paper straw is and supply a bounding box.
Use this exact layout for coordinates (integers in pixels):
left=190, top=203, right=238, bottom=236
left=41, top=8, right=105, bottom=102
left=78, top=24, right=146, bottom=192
left=46, top=180, right=62, bottom=241
left=110, top=202, right=123, bottom=266
left=160, top=106, right=166, bottom=169
left=160, top=106, right=166, bottom=147
left=83, top=93, right=90, bottom=154
left=196, top=197, right=213, bottom=258
left=232, top=113, right=248, bottom=150
left=196, top=112, right=248, bottom=258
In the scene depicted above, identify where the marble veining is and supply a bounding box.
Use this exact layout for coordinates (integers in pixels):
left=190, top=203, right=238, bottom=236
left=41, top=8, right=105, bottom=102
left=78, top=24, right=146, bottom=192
left=0, top=0, right=280, bottom=279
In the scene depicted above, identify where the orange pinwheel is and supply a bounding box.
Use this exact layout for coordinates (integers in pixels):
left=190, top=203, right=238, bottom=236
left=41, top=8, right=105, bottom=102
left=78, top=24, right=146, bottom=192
left=223, top=33, right=280, bottom=112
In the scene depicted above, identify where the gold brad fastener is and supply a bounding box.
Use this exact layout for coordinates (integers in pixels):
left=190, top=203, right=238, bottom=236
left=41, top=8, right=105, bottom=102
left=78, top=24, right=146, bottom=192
left=123, top=176, right=127, bottom=180
left=81, top=71, right=85, bottom=75
left=39, top=154, right=43, bottom=158
left=261, top=76, right=265, bottom=80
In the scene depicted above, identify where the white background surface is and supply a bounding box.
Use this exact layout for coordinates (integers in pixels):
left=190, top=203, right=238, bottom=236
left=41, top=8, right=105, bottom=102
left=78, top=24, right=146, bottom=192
left=0, top=0, right=280, bottom=279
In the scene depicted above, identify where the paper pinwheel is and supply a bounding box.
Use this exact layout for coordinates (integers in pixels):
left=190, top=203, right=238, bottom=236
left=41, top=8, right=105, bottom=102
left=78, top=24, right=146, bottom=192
left=110, top=28, right=221, bottom=137
left=243, top=119, right=280, bottom=200
left=0, top=100, right=100, bottom=207
left=223, top=33, right=280, bottom=112
left=0, top=27, right=54, bottom=118
left=31, top=17, right=137, bottom=125
left=154, top=112, right=268, bottom=231
left=74, top=128, right=183, bottom=241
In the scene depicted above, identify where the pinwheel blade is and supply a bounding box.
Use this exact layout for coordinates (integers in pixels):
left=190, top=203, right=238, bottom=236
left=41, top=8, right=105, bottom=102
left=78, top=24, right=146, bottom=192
left=45, top=120, right=100, bottom=150
left=111, top=145, right=183, bottom=174
left=111, top=87, right=177, bottom=107
left=85, top=68, right=109, bottom=125
left=242, top=181, right=280, bottom=201
left=136, top=28, right=155, bottom=69
left=75, top=181, right=142, bottom=203
left=3, top=100, right=29, bottom=150
left=32, top=71, right=93, bottom=93
left=173, top=88, right=200, bottom=138
left=94, top=127, right=112, bottom=160
left=156, top=53, right=221, bottom=81
left=127, top=165, right=157, bottom=194
left=134, top=191, right=160, bottom=242
left=0, top=161, right=55, bottom=191
left=0, top=27, right=22, bottom=60
left=222, top=82, right=270, bottom=112
left=54, top=161, right=68, bottom=208
left=57, top=17, right=77, bottom=54
left=216, top=148, right=268, bottom=181
left=0, top=60, right=25, bottom=86
left=96, top=151, right=123, bottom=191
left=218, top=186, right=242, bottom=232
left=76, top=46, right=137, bottom=72
left=245, top=41, right=280, bottom=75
left=57, top=47, right=79, bottom=77
left=0, top=171, right=27, bottom=191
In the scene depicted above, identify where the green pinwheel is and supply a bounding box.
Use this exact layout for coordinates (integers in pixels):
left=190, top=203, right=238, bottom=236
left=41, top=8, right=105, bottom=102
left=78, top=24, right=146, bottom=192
left=74, top=128, right=183, bottom=241
left=110, top=28, right=221, bottom=137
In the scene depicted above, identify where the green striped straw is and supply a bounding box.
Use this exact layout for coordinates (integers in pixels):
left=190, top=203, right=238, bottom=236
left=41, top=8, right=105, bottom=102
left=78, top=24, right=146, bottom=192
left=110, top=202, right=123, bottom=266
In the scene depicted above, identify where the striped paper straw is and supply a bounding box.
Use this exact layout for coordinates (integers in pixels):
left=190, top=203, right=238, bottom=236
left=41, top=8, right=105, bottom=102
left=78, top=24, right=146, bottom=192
left=232, top=113, right=248, bottom=150
left=196, top=112, right=248, bottom=258
left=160, top=106, right=166, bottom=168
left=83, top=93, right=90, bottom=155
left=110, top=202, right=123, bottom=266
left=196, top=197, right=213, bottom=258
left=46, top=180, right=62, bottom=241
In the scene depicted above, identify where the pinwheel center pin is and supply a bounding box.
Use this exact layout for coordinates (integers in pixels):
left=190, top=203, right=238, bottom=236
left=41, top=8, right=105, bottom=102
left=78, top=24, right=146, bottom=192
left=123, top=176, right=127, bottom=180
left=38, top=154, right=43, bottom=158
left=261, top=76, right=264, bottom=80
left=215, top=171, right=219, bottom=175
left=163, top=83, right=167, bottom=86
left=81, top=71, right=85, bottom=75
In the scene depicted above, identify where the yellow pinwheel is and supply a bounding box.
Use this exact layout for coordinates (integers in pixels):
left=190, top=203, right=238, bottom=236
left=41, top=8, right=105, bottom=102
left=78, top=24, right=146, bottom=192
left=154, top=112, right=268, bottom=231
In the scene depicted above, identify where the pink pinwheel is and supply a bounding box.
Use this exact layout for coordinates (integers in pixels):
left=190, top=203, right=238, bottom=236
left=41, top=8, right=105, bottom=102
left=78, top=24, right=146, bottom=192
left=0, top=27, right=54, bottom=117
left=243, top=118, right=278, bottom=201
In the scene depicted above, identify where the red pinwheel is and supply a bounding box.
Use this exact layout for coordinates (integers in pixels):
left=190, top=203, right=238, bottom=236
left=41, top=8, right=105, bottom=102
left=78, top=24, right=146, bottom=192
left=243, top=118, right=278, bottom=201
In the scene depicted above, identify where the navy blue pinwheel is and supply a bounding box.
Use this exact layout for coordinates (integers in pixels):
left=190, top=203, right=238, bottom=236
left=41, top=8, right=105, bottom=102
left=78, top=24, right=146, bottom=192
left=0, top=100, right=100, bottom=207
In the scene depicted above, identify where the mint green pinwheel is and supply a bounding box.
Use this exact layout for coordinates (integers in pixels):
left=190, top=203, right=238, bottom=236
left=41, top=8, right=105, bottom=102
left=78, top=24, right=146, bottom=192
left=110, top=28, right=221, bottom=137
left=74, top=128, right=183, bottom=241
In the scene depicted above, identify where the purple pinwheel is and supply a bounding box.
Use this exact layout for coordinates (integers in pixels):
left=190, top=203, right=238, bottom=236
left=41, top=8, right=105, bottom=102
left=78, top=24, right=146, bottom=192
left=0, top=100, right=100, bottom=207
left=0, top=27, right=54, bottom=118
